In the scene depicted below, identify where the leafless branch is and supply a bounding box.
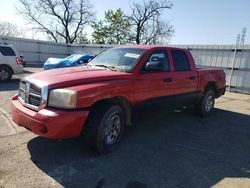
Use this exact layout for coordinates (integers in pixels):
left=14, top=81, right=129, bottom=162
left=0, top=21, right=24, bottom=37
left=128, top=0, right=174, bottom=44
left=16, top=0, right=94, bottom=43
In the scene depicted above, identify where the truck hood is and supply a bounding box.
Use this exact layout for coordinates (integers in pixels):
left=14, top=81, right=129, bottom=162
left=27, top=67, right=132, bottom=89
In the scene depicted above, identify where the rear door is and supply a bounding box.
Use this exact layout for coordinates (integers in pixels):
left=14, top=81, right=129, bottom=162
left=0, top=45, right=16, bottom=67
left=168, top=49, right=198, bottom=103
left=0, top=46, right=10, bottom=65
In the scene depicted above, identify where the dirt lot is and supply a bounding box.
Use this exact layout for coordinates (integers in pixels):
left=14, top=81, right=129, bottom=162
left=0, top=68, right=250, bottom=188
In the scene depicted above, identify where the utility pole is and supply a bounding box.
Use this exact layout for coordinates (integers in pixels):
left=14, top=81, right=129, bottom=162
left=240, top=27, right=247, bottom=46
left=228, top=27, right=247, bottom=92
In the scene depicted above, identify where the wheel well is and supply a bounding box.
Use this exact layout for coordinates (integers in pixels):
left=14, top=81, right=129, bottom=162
left=0, top=64, right=14, bottom=74
left=89, top=97, right=132, bottom=126
left=205, top=82, right=218, bottom=97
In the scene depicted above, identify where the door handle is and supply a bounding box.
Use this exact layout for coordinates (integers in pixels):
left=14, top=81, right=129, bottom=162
left=163, top=78, right=172, bottom=83
left=189, top=76, right=196, bottom=80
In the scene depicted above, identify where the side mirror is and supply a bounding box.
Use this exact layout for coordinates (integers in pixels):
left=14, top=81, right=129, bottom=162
left=79, top=60, right=84, bottom=64
left=145, top=61, right=163, bottom=71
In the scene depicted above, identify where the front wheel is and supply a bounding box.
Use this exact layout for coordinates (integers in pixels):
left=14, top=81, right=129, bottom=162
left=86, top=104, right=125, bottom=154
left=196, top=90, right=215, bottom=117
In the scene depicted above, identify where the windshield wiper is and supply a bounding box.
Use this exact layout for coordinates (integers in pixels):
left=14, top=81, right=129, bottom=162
left=94, top=64, right=117, bottom=71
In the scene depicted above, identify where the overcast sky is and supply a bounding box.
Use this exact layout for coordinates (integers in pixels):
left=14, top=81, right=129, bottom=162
left=0, top=0, right=249, bottom=44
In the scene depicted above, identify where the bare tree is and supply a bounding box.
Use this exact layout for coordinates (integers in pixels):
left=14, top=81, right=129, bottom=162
left=16, top=0, right=94, bottom=43
left=144, top=17, right=174, bottom=44
left=0, top=21, right=24, bottom=37
left=128, top=0, right=174, bottom=44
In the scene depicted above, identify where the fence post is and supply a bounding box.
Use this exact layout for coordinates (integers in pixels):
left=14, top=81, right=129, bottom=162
left=37, top=41, right=41, bottom=65
left=228, top=44, right=237, bottom=92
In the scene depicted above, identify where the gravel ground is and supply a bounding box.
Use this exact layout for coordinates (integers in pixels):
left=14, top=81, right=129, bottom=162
left=0, top=68, right=250, bottom=188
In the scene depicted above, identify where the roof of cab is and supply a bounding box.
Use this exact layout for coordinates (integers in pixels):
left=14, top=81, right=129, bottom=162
left=115, top=45, right=186, bottom=51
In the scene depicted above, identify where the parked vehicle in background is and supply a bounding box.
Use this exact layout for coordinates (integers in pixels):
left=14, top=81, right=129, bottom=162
left=11, top=45, right=226, bottom=154
left=0, top=44, right=23, bottom=81
left=43, top=54, right=94, bottom=70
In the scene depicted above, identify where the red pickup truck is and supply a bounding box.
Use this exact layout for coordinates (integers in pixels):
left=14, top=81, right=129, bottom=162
left=11, top=46, right=225, bottom=154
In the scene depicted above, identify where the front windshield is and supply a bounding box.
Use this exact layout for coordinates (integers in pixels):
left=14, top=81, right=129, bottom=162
left=88, top=48, right=146, bottom=72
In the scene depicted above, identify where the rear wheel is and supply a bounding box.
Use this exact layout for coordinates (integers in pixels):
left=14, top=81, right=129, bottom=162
left=86, top=103, right=125, bottom=154
left=196, top=89, right=215, bottom=117
left=0, top=66, right=12, bottom=81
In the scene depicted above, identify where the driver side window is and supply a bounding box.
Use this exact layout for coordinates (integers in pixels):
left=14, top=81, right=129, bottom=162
left=142, top=50, right=170, bottom=72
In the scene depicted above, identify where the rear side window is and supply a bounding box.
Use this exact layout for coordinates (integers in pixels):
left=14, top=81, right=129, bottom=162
left=0, top=46, right=16, bottom=56
left=171, top=50, right=190, bottom=71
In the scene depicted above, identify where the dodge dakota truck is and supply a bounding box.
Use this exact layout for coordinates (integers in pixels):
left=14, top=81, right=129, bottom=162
left=11, top=45, right=226, bottom=154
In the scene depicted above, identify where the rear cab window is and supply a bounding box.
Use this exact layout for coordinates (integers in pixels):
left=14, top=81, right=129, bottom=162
left=0, top=46, right=16, bottom=56
left=171, top=50, right=190, bottom=71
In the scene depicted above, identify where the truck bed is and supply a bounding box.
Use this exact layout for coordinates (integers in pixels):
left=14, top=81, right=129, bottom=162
left=196, top=68, right=226, bottom=97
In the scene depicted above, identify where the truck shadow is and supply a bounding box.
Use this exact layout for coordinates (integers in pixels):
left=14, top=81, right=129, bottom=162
left=27, top=108, right=250, bottom=188
left=0, top=78, right=20, bottom=91
left=0, top=68, right=40, bottom=92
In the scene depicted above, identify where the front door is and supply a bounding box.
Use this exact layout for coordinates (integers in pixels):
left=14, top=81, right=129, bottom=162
left=133, top=49, right=175, bottom=105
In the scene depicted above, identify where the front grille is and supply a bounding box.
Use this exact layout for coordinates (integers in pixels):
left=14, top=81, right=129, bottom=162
left=18, top=80, right=42, bottom=110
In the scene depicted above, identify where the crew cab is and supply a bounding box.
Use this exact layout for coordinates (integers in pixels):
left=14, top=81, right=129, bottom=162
left=11, top=46, right=226, bottom=154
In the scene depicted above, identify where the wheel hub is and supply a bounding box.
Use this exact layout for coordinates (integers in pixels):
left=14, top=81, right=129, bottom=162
left=104, top=114, right=121, bottom=145
left=0, top=69, right=9, bottom=80
left=205, top=95, right=214, bottom=112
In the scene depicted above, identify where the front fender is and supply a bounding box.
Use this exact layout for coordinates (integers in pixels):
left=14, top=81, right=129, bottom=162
left=65, top=80, right=133, bottom=108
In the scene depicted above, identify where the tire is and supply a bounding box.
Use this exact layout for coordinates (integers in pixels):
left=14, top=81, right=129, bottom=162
left=0, top=66, right=12, bottom=81
left=196, top=89, right=215, bottom=117
left=86, top=103, right=125, bottom=154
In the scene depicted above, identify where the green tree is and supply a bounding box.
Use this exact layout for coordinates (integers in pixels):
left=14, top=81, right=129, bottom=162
left=75, top=32, right=90, bottom=44
left=92, top=21, right=107, bottom=44
left=92, top=9, right=132, bottom=44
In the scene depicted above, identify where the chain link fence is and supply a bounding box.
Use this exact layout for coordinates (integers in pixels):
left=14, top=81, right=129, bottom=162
left=1, top=36, right=249, bottom=93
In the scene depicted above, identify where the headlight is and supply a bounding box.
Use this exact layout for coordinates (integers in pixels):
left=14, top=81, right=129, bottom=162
left=48, top=89, right=78, bottom=109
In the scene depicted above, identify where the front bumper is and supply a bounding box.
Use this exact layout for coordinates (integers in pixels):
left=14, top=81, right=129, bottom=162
left=11, top=95, right=89, bottom=139
left=13, top=64, right=23, bottom=74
